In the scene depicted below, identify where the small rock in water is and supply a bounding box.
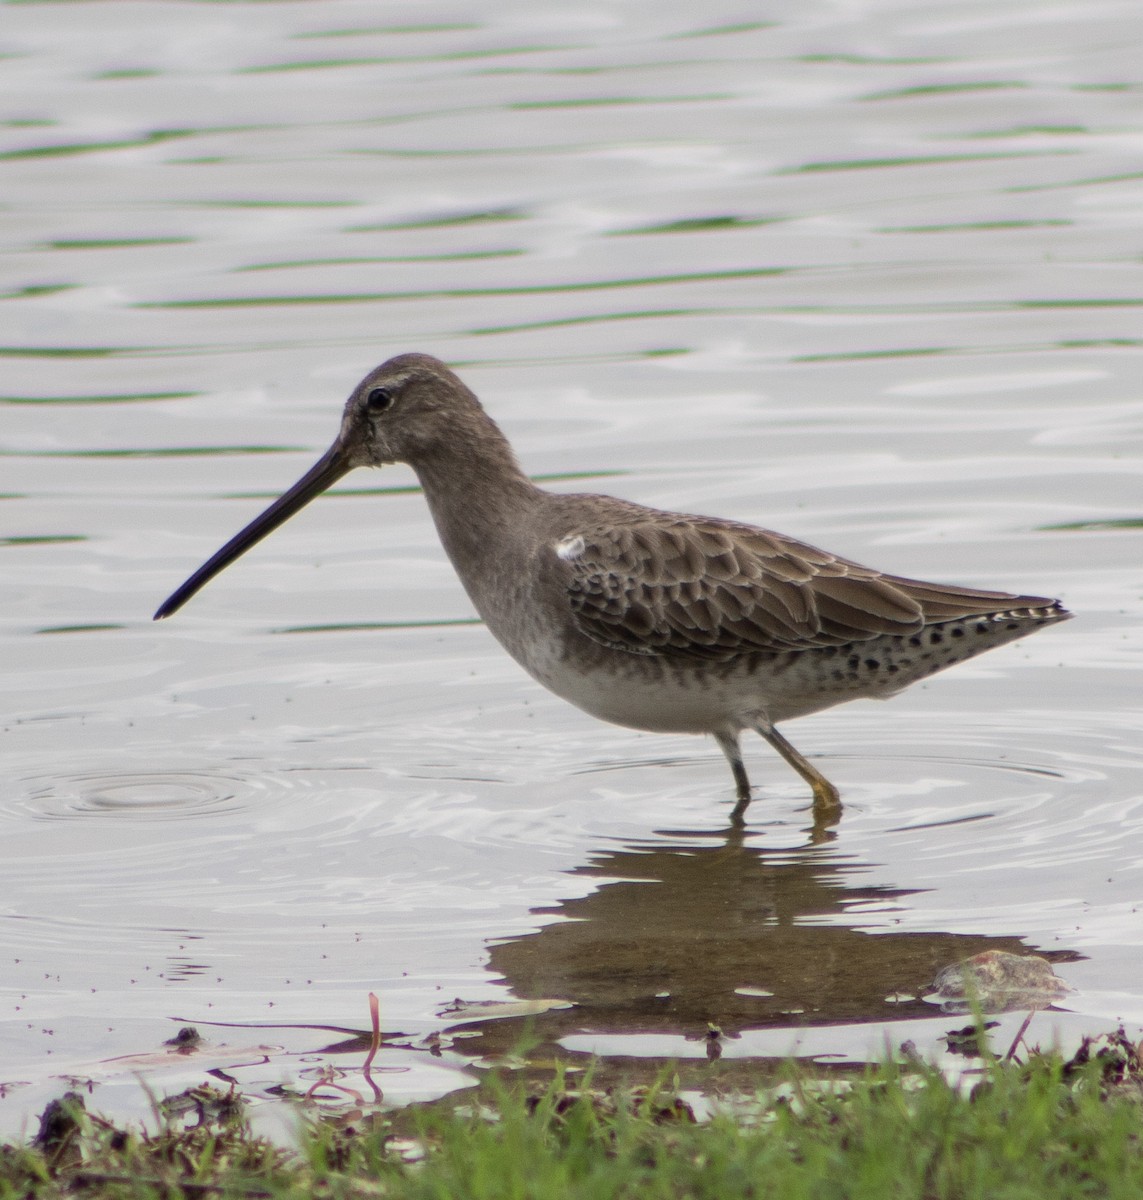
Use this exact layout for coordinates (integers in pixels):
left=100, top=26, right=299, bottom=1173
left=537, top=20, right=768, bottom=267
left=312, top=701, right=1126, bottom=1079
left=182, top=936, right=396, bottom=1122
left=929, top=950, right=1068, bottom=1014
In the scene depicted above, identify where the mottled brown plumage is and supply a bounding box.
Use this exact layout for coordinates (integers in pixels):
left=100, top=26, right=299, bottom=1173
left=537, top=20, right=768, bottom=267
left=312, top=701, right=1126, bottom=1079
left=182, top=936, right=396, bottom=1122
left=156, top=353, right=1070, bottom=825
left=562, top=508, right=1053, bottom=659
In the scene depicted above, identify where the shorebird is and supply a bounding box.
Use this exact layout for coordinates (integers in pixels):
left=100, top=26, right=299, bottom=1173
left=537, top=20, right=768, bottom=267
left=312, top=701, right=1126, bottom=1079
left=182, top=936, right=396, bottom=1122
left=155, top=353, right=1070, bottom=823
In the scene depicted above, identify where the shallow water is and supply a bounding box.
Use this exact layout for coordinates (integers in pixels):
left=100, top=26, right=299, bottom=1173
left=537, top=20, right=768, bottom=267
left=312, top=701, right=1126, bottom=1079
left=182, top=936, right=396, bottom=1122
left=3, top=0, right=1143, bottom=1134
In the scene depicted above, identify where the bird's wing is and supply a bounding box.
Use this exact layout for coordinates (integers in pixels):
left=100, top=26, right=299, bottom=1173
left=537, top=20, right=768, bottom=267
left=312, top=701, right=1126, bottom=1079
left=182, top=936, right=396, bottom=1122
left=560, top=513, right=1027, bottom=662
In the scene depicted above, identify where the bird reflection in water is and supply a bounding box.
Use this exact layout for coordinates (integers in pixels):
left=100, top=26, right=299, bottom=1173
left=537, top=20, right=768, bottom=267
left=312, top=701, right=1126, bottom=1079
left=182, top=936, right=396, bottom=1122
left=464, top=821, right=1078, bottom=1058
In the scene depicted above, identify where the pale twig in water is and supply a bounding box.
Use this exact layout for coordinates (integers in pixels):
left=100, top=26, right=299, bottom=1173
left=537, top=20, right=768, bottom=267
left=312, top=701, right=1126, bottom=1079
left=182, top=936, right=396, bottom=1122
left=362, top=991, right=384, bottom=1104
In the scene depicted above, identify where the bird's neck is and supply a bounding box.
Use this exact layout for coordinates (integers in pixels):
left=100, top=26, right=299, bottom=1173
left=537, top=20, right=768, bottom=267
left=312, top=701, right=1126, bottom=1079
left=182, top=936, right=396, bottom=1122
left=411, top=415, right=544, bottom=589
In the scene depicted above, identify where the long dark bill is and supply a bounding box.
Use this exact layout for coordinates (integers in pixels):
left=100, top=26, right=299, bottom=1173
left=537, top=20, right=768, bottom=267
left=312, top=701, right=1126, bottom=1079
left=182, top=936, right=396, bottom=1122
left=153, top=443, right=354, bottom=620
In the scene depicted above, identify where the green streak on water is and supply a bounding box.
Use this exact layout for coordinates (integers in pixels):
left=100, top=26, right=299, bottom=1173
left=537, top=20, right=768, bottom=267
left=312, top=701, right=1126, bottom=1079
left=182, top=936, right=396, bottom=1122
left=190, top=199, right=354, bottom=209
left=533, top=470, right=629, bottom=484
left=796, top=346, right=947, bottom=363
left=3, top=446, right=302, bottom=460
left=965, top=125, right=1090, bottom=139
left=37, top=624, right=124, bottom=634
left=1018, top=298, right=1143, bottom=309
left=293, top=25, right=480, bottom=38
left=799, top=53, right=948, bottom=65
left=94, top=69, right=160, bottom=80
left=43, top=238, right=194, bottom=250
left=0, top=129, right=192, bottom=160
left=237, top=250, right=524, bottom=271
left=1010, top=169, right=1143, bottom=192
left=797, top=336, right=1141, bottom=362
left=139, top=267, right=785, bottom=309
left=0, top=346, right=121, bottom=358
left=348, top=208, right=525, bottom=231
left=609, top=215, right=780, bottom=235
left=1, top=535, right=87, bottom=547
left=470, top=308, right=698, bottom=336
left=1040, top=518, right=1143, bottom=532
left=0, top=392, right=195, bottom=405
left=880, top=220, right=1072, bottom=233
left=275, top=618, right=482, bottom=634
left=510, top=94, right=730, bottom=110
left=784, top=150, right=1064, bottom=173
left=668, top=22, right=773, bottom=37
left=240, top=46, right=562, bottom=73
left=861, top=80, right=1026, bottom=102
left=2, top=284, right=74, bottom=299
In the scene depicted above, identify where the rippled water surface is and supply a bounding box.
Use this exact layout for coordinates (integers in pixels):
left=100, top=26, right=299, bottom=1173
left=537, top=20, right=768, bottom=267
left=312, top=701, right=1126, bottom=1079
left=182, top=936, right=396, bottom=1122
left=3, top=0, right=1143, bottom=1133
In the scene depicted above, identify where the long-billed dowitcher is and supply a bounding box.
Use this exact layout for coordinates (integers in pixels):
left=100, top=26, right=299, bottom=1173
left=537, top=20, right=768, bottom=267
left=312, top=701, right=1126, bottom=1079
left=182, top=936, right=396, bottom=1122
left=155, top=353, right=1070, bottom=823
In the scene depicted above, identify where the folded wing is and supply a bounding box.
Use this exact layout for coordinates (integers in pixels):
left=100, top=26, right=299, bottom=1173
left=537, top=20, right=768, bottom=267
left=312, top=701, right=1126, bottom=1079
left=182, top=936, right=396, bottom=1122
left=562, top=510, right=1053, bottom=663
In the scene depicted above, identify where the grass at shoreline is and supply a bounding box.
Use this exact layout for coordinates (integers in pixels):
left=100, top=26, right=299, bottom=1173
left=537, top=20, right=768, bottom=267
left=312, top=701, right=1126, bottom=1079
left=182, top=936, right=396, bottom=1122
left=3, top=1037, right=1142, bottom=1199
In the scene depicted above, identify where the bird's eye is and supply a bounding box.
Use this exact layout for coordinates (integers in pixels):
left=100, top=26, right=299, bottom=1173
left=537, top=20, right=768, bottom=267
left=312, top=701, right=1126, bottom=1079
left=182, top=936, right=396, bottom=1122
left=366, top=386, right=393, bottom=411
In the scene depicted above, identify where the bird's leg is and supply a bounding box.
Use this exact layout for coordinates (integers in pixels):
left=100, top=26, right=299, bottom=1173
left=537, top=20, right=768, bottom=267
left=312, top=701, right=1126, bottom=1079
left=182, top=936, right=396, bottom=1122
left=752, top=720, right=841, bottom=812
left=714, top=730, right=753, bottom=825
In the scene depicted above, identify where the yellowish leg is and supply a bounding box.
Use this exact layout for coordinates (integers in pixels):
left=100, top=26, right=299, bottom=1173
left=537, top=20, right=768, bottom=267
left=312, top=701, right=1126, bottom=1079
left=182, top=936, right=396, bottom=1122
left=753, top=721, right=842, bottom=811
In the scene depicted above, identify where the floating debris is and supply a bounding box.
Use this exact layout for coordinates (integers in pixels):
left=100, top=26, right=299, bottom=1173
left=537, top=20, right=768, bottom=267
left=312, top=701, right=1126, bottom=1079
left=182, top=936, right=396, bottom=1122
left=163, top=1026, right=204, bottom=1053
left=942, top=1021, right=1001, bottom=1057
left=1064, top=1026, right=1143, bottom=1093
left=160, top=1083, right=245, bottom=1128
left=440, top=997, right=574, bottom=1023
